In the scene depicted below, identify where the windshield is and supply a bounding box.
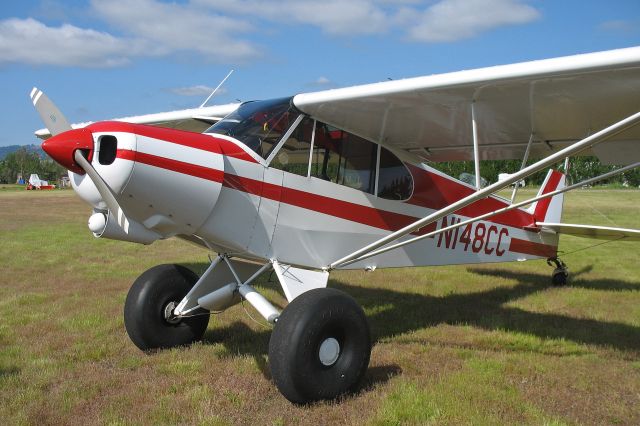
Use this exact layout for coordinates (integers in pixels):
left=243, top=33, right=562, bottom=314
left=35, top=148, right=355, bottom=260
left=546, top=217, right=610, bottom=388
left=205, top=97, right=299, bottom=159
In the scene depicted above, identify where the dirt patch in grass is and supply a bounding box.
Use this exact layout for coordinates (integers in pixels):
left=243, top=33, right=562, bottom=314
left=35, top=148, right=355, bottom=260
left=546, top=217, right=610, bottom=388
left=0, top=191, right=87, bottom=232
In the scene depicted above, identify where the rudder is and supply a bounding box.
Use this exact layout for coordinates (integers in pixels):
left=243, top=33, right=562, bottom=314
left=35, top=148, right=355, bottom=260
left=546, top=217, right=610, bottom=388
left=528, top=169, right=566, bottom=223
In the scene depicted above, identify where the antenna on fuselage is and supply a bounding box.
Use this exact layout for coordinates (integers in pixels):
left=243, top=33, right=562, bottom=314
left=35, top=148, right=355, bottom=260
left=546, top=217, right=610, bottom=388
left=199, top=69, right=234, bottom=108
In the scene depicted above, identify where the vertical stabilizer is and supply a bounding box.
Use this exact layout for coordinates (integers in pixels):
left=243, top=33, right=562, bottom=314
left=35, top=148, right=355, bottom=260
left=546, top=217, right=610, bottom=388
left=528, top=169, right=566, bottom=223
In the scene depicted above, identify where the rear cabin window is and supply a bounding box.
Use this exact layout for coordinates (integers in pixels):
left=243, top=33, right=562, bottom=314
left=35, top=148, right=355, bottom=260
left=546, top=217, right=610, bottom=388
left=377, top=148, right=413, bottom=200
left=311, top=124, right=377, bottom=194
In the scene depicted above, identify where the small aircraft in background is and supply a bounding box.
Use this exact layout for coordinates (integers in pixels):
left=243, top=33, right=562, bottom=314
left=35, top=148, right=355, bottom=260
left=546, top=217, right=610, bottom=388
left=32, top=46, right=640, bottom=404
left=26, top=173, right=55, bottom=190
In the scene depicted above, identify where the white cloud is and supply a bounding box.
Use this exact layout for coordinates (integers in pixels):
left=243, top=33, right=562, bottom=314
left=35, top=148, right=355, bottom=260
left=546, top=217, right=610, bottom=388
left=91, top=0, right=260, bottom=62
left=598, top=20, right=637, bottom=34
left=283, top=0, right=389, bottom=35
left=406, top=0, right=540, bottom=42
left=168, top=85, right=229, bottom=96
left=198, top=0, right=539, bottom=39
left=306, top=76, right=337, bottom=88
left=0, top=0, right=261, bottom=68
left=196, top=0, right=390, bottom=35
left=0, top=18, right=140, bottom=67
left=0, top=0, right=541, bottom=68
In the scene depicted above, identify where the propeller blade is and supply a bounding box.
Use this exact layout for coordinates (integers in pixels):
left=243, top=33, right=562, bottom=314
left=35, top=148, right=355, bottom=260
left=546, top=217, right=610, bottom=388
left=73, top=150, right=132, bottom=232
left=30, top=87, right=72, bottom=136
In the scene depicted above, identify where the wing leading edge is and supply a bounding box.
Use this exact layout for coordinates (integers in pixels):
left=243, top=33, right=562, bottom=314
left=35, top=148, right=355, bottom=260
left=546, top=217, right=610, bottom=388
left=293, top=47, right=640, bottom=163
left=34, top=103, right=240, bottom=139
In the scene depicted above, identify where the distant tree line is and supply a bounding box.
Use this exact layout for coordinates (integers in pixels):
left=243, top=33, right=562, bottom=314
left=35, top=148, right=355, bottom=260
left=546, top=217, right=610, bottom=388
left=0, top=147, right=66, bottom=184
left=432, top=156, right=640, bottom=187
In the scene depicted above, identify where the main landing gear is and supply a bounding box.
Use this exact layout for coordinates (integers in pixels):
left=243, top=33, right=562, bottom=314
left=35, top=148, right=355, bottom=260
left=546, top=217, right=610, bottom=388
left=269, top=288, right=371, bottom=404
left=547, top=257, right=569, bottom=286
left=123, top=260, right=372, bottom=404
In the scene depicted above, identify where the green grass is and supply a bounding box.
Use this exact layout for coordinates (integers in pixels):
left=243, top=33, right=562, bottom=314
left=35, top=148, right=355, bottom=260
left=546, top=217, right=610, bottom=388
left=0, top=189, right=639, bottom=425
left=0, top=184, right=25, bottom=191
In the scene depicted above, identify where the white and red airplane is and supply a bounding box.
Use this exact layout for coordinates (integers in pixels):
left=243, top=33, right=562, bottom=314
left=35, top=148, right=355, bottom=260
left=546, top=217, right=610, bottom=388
left=32, top=47, right=640, bottom=404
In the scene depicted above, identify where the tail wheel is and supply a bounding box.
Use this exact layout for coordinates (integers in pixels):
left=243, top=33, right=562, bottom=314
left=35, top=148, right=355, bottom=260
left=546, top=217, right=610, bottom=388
left=268, top=288, right=371, bottom=404
left=548, top=257, right=569, bottom=286
left=552, top=267, right=569, bottom=286
left=124, top=264, right=209, bottom=351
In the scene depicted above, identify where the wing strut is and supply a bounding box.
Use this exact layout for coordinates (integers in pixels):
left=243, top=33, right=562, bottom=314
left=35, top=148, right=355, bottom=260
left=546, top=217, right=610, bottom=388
left=471, top=102, right=482, bottom=190
left=510, top=133, right=534, bottom=203
left=328, top=110, right=640, bottom=270
left=336, top=161, right=640, bottom=268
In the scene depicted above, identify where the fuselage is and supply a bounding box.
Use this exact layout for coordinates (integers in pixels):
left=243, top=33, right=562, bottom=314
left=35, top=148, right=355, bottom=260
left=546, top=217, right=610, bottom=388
left=46, top=99, right=560, bottom=270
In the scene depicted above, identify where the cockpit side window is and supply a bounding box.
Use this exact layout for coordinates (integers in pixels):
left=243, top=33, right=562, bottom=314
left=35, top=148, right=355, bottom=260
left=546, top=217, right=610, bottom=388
left=205, top=97, right=300, bottom=159
left=377, top=147, right=414, bottom=200
left=311, top=122, right=377, bottom=194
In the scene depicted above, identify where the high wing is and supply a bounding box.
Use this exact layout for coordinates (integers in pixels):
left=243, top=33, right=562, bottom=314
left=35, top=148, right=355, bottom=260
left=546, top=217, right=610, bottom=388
left=34, top=102, right=240, bottom=139
left=293, top=46, right=640, bottom=164
left=538, top=223, right=640, bottom=241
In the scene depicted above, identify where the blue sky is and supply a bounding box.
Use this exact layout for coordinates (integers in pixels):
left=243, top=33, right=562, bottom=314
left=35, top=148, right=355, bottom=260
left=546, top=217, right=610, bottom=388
left=1, top=0, right=639, bottom=147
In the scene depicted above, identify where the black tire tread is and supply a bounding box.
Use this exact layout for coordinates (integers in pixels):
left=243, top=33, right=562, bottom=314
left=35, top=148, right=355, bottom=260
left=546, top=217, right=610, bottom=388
left=124, top=264, right=209, bottom=351
left=269, top=288, right=371, bottom=404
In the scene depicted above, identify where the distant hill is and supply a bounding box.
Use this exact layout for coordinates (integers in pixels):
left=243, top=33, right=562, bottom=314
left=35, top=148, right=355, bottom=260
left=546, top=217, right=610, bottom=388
left=0, top=144, right=44, bottom=160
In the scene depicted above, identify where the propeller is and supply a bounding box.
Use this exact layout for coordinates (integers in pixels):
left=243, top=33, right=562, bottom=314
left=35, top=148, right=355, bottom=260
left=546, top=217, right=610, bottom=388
left=30, top=87, right=72, bottom=136
left=29, top=87, right=156, bottom=240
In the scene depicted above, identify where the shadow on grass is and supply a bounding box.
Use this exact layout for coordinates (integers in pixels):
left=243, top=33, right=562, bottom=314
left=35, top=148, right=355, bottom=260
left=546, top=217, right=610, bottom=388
left=333, top=266, right=640, bottom=354
left=202, top=319, right=402, bottom=390
left=189, top=261, right=640, bottom=354
left=0, top=366, right=20, bottom=378
left=185, top=261, right=639, bottom=392
left=472, top=265, right=640, bottom=292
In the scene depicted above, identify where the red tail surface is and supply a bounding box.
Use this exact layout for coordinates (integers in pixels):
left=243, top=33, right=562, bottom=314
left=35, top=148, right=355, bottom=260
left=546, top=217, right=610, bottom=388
left=529, top=169, right=566, bottom=224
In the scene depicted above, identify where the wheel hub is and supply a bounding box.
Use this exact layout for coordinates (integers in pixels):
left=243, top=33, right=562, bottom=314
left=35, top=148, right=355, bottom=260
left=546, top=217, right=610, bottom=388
left=318, top=337, right=341, bottom=366
left=163, top=301, right=181, bottom=324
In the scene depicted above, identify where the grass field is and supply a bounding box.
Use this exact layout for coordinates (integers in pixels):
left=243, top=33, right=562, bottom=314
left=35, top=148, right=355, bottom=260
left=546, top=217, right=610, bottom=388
left=0, top=184, right=28, bottom=192
left=1, top=189, right=639, bottom=425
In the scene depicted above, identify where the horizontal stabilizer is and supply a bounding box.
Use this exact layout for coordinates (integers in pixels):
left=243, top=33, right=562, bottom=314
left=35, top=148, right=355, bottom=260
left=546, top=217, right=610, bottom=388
left=538, top=222, right=640, bottom=241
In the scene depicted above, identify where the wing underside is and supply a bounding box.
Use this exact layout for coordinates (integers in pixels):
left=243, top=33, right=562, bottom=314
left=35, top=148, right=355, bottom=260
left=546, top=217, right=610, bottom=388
left=293, top=47, right=640, bottom=164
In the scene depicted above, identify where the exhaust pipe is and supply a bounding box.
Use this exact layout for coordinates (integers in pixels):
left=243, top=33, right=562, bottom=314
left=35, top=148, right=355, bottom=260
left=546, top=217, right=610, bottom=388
left=88, top=211, right=159, bottom=245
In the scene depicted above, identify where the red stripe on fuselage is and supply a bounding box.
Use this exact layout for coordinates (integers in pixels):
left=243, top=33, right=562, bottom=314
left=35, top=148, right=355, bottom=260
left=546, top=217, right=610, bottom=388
left=88, top=121, right=257, bottom=163
left=118, top=147, right=559, bottom=259
left=220, top=173, right=437, bottom=234
left=279, top=186, right=437, bottom=235
left=117, top=149, right=437, bottom=234
left=508, top=238, right=557, bottom=258
left=115, top=139, right=537, bottom=236
left=101, top=121, right=536, bottom=230
left=117, top=149, right=224, bottom=183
